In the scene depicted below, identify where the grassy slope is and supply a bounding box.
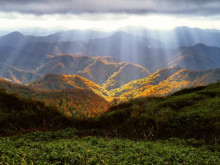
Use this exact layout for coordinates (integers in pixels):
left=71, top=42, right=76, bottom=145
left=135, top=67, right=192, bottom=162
left=0, top=90, right=71, bottom=135
left=98, top=82, right=220, bottom=141
left=0, top=129, right=219, bottom=164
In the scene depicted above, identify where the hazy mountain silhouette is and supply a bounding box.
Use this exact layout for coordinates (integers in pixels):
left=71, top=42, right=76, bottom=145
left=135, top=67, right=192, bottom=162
left=0, top=27, right=220, bottom=86
left=38, top=55, right=150, bottom=88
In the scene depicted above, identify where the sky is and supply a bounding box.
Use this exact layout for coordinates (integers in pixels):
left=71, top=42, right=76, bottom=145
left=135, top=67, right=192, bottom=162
left=1, top=0, right=220, bottom=32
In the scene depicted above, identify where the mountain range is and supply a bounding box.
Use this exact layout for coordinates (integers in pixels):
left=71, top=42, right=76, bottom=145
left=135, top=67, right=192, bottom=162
left=0, top=26, right=220, bottom=118
left=0, top=65, right=219, bottom=117
left=0, top=26, right=220, bottom=164
left=0, top=54, right=151, bottom=89
left=27, top=65, right=220, bottom=100
left=0, top=27, right=220, bottom=76
left=119, top=26, right=220, bottom=48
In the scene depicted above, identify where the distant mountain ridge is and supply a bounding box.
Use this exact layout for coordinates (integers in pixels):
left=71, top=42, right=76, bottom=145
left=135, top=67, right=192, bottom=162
left=118, top=26, right=220, bottom=48
left=0, top=30, right=111, bottom=47
left=1, top=29, right=220, bottom=74
left=37, top=55, right=150, bottom=89
left=3, top=26, right=220, bottom=48
left=0, top=63, right=41, bottom=84
left=0, top=54, right=150, bottom=89
left=0, top=42, right=219, bottom=85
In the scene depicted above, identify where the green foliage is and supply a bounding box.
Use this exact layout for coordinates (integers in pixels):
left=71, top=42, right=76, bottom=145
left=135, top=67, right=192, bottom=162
left=98, top=82, right=220, bottom=141
left=171, top=86, right=207, bottom=96
left=0, top=129, right=219, bottom=164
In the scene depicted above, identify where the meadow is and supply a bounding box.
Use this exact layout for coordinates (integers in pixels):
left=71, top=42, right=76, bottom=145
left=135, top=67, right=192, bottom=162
left=0, top=128, right=219, bottom=165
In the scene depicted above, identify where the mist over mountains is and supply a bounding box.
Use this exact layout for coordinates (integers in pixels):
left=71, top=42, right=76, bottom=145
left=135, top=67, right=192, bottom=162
left=0, top=26, right=220, bottom=73
left=0, top=26, right=220, bottom=104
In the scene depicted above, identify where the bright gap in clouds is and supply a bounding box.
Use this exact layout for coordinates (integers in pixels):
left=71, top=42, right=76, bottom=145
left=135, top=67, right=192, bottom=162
left=1, top=12, right=220, bottom=32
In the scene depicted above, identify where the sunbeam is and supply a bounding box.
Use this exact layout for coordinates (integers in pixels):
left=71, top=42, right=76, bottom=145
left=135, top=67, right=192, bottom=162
left=0, top=1, right=220, bottom=164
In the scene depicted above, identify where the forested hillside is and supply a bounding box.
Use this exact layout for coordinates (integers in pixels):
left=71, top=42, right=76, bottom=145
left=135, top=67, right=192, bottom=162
left=0, top=79, right=110, bottom=118
left=110, top=66, right=220, bottom=100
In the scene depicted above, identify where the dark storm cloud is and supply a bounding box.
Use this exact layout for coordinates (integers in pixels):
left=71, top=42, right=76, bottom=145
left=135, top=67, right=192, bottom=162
left=0, top=0, right=220, bottom=15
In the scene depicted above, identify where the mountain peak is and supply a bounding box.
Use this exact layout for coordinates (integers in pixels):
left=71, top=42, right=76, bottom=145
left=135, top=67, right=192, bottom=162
left=110, top=31, right=133, bottom=39
left=5, top=31, right=24, bottom=38
left=192, top=43, right=210, bottom=49
left=193, top=43, right=209, bottom=48
left=179, top=43, right=209, bottom=50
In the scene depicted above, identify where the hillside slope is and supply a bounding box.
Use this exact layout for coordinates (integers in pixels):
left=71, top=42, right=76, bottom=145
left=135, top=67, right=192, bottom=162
left=110, top=66, right=220, bottom=100
left=0, top=90, right=71, bottom=135
left=38, top=55, right=150, bottom=89
left=168, top=44, right=220, bottom=70
left=0, top=79, right=110, bottom=118
left=0, top=63, right=41, bottom=84
left=98, top=82, right=220, bottom=141
left=29, top=66, right=220, bottom=101
left=29, top=74, right=109, bottom=99
left=103, top=63, right=151, bottom=90
left=37, top=55, right=95, bottom=75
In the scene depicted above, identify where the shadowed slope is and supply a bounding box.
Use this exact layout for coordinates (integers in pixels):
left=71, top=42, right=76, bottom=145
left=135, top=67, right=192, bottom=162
left=0, top=90, right=71, bottom=135
left=29, top=74, right=109, bottom=98
left=168, top=44, right=220, bottom=70
left=0, top=79, right=110, bottom=118
left=0, top=63, right=41, bottom=84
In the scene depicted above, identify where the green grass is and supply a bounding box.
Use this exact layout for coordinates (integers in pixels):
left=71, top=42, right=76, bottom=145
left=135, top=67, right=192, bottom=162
left=0, top=89, right=72, bottom=135
left=97, top=82, right=220, bottom=141
left=0, top=128, right=219, bottom=165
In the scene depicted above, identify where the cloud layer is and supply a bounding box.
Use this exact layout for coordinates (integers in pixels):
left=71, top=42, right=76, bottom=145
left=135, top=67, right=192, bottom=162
left=0, top=0, right=220, bottom=15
